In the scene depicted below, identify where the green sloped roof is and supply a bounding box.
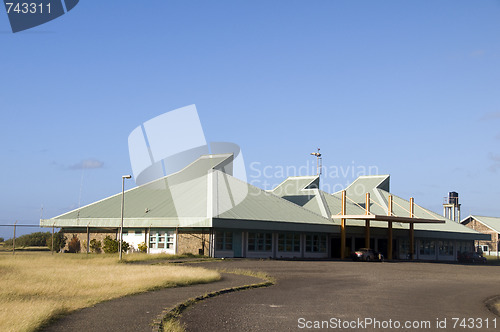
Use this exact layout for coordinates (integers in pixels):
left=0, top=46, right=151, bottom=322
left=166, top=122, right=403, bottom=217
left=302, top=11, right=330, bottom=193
left=467, top=215, right=500, bottom=233
left=322, top=191, right=365, bottom=216
left=271, top=176, right=319, bottom=197
left=215, top=171, right=332, bottom=224
left=41, top=154, right=233, bottom=228
left=275, top=174, right=487, bottom=239
left=329, top=175, right=485, bottom=236
left=376, top=191, right=483, bottom=235
left=51, top=154, right=230, bottom=220
left=341, top=175, right=390, bottom=197
left=42, top=154, right=334, bottom=229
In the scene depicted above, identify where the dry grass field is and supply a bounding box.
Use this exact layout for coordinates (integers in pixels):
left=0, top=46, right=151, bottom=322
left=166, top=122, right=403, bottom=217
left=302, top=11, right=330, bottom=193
left=0, top=252, right=220, bottom=332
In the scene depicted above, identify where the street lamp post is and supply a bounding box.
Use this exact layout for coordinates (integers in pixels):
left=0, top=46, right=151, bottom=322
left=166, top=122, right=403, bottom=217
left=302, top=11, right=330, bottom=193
left=119, top=175, right=132, bottom=260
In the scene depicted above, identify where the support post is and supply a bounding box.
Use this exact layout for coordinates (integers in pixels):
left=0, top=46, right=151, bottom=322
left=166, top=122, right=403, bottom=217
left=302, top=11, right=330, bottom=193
left=147, top=225, right=151, bottom=254
left=365, top=193, right=370, bottom=248
left=175, top=226, right=179, bottom=255
left=387, top=195, right=393, bottom=260
left=13, top=220, right=17, bottom=255
left=410, top=197, right=415, bottom=260
left=340, top=190, right=346, bottom=260
left=86, top=224, right=90, bottom=254
left=51, top=224, right=55, bottom=254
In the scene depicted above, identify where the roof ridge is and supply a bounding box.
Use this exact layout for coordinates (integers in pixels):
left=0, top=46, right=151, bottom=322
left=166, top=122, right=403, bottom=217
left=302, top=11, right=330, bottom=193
left=272, top=175, right=319, bottom=192
left=213, top=170, right=331, bottom=221
left=50, top=154, right=233, bottom=220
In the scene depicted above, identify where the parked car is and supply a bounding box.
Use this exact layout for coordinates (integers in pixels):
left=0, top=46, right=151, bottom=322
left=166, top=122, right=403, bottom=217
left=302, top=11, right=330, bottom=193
left=458, top=252, right=487, bottom=264
left=351, top=248, right=384, bottom=262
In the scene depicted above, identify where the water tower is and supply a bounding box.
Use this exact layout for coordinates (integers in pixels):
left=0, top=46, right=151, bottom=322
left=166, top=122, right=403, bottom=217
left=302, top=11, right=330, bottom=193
left=443, top=192, right=461, bottom=222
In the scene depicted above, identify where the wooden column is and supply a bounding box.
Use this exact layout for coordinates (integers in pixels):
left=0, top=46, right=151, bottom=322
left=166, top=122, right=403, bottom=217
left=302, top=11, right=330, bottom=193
left=365, top=193, right=370, bottom=248
left=86, top=224, right=90, bottom=254
left=410, top=197, right=415, bottom=260
left=340, top=190, right=346, bottom=260
left=387, top=195, right=393, bottom=260
left=51, top=223, right=55, bottom=254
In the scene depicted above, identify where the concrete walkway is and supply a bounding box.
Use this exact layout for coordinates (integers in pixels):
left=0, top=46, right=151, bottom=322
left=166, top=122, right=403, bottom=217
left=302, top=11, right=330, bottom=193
left=41, top=272, right=263, bottom=332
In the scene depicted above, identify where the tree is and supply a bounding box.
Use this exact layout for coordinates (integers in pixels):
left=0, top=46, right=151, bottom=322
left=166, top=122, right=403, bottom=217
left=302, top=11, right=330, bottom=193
left=0, top=237, right=4, bottom=243
left=5, top=232, right=51, bottom=247
left=67, top=235, right=81, bottom=253
left=89, top=239, right=102, bottom=253
left=137, top=242, right=148, bottom=253
left=102, top=236, right=129, bottom=253
left=46, top=230, right=66, bottom=252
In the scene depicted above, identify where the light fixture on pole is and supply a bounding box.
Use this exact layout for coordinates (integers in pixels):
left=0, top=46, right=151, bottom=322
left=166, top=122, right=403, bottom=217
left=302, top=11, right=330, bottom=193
left=310, top=148, right=322, bottom=176
left=119, top=175, right=132, bottom=260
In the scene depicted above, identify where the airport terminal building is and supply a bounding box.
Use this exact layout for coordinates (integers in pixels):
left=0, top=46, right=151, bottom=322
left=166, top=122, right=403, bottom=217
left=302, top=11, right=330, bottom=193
left=41, top=154, right=489, bottom=261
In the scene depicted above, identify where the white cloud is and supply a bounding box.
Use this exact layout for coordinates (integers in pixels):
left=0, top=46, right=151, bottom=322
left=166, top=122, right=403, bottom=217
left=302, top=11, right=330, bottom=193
left=68, top=159, right=104, bottom=170
left=470, top=49, right=486, bottom=57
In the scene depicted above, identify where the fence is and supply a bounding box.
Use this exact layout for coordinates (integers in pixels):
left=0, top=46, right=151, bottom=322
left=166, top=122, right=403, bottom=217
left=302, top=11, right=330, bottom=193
left=0, top=223, right=58, bottom=254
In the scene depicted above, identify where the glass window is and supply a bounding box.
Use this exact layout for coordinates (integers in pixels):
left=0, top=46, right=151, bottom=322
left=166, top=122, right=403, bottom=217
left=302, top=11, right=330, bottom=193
left=278, top=233, right=300, bottom=252
left=248, top=232, right=272, bottom=252
left=419, top=239, right=435, bottom=256
left=305, top=234, right=326, bottom=253
left=149, top=230, right=174, bottom=249
left=215, top=231, right=233, bottom=251
left=438, top=240, right=454, bottom=256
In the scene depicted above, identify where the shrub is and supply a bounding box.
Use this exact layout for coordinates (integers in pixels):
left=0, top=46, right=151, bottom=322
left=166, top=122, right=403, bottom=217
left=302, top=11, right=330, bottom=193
left=45, top=231, right=66, bottom=252
left=89, top=239, right=102, bottom=253
left=68, top=235, right=81, bottom=253
left=102, top=236, right=129, bottom=253
left=5, top=232, right=52, bottom=247
left=49, top=230, right=67, bottom=252
left=122, top=241, right=130, bottom=252
left=137, top=242, right=148, bottom=253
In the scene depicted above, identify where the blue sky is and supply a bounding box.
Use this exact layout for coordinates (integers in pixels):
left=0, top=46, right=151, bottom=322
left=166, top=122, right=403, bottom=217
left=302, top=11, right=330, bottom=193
left=1, top=1, right=500, bottom=239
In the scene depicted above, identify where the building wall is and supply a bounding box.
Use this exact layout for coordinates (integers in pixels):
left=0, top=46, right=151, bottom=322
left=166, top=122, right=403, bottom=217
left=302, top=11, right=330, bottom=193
left=147, top=229, right=176, bottom=254
left=462, top=218, right=498, bottom=253
left=122, top=229, right=148, bottom=253
left=177, top=231, right=210, bottom=256
left=214, top=230, right=329, bottom=259
left=62, top=231, right=117, bottom=253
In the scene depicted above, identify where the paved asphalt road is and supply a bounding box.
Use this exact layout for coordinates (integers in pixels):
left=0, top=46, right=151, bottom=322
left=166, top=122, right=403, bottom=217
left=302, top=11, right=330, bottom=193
left=180, top=260, right=500, bottom=331
left=40, top=272, right=263, bottom=332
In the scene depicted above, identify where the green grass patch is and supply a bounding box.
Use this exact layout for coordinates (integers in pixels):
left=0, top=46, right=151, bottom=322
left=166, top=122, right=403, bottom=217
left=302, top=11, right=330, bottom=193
left=484, top=256, right=500, bottom=265
left=121, top=252, right=211, bottom=263
left=0, top=251, right=220, bottom=332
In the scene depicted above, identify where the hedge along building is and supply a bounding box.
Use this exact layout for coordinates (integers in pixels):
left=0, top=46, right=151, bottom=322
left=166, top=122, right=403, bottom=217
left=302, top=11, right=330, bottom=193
left=40, top=153, right=489, bottom=260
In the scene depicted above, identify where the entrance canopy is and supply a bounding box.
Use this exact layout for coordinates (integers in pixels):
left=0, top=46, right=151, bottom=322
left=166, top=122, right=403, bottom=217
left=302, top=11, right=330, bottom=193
left=330, top=214, right=445, bottom=224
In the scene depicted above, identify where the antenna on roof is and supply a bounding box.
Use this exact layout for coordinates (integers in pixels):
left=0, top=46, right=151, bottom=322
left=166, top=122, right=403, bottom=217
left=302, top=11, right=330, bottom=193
left=310, top=148, right=322, bottom=177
